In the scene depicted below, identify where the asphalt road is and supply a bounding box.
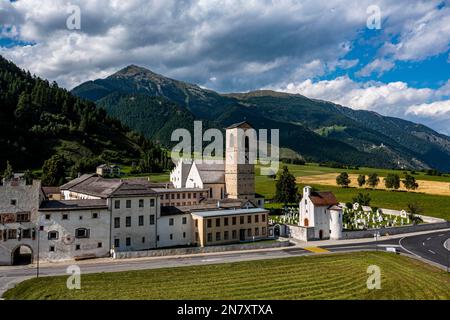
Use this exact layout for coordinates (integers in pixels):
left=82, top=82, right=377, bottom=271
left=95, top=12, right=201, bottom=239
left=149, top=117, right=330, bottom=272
left=1, top=229, right=449, bottom=297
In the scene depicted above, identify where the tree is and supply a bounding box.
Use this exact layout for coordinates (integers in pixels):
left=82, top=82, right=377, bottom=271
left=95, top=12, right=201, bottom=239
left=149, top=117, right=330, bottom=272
left=366, top=173, right=380, bottom=189
left=336, top=172, right=351, bottom=187
left=352, top=192, right=371, bottom=206
left=402, top=174, right=419, bottom=191
left=41, top=155, right=67, bottom=186
left=384, top=173, right=400, bottom=190
left=357, top=174, right=366, bottom=187
left=407, top=202, right=424, bottom=225
left=274, top=166, right=298, bottom=206
left=3, top=161, right=14, bottom=180
left=23, top=170, right=35, bottom=185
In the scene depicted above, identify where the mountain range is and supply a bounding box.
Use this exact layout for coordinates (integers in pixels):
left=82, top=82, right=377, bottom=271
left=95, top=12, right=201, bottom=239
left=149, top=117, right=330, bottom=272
left=71, top=65, right=450, bottom=172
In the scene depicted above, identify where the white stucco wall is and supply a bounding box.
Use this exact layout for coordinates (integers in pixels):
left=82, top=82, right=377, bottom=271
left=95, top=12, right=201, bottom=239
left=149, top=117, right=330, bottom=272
left=111, top=196, right=159, bottom=251
left=38, top=208, right=111, bottom=262
left=157, top=214, right=193, bottom=248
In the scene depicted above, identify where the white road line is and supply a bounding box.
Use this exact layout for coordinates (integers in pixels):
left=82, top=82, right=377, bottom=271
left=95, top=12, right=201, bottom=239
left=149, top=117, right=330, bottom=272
left=422, top=242, right=426, bottom=246
left=427, top=237, right=432, bottom=241
left=428, top=250, right=436, bottom=255
left=438, top=234, right=445, bottom=237
left=399, top=237, right=421, bottom=258
left=444, top=239, right=450, bottom=251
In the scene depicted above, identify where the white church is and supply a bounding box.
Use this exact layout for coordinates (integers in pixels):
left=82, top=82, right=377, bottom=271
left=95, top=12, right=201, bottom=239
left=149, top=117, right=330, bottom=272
left=297, top=186, right=343, bottom=240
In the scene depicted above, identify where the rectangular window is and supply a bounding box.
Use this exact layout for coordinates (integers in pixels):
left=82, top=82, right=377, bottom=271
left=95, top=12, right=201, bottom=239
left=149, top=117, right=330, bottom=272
left=232, top=217, right=236, bottom=225
left=262, top=227, right=267, bottom=235
left=169, top=218, right=174, bottom=226
left=150, top=198, right=155, bottom=207
left=45, top=214, right=51, bottom=220
left=182, top=193, right=186, bottom=199
left=49, top=246, right=55, bottom=252
left=79, top=215, right=83, bottom=220
left=75, top=228, right=89, bottom=239
left=98, top=242, right=103, bottom=248
left=207, top=233, right=212, bottom=242
left=126, top=216, right=131, bottom=227
left=247, top=215, right=252, bottom=224
left=114, top=239, right=120, bottom=248
left=10, top=199, right=17, bottom=206
left=195, top=232, right=199, bottom=242
left=170, top=234, right=173, bottom=240
left=150, top=214, right=155, bottom=225
left=216, top=218, right=221, bottom=227
left=126, top=237, right=131, bottom=246
left=224, top=217, right=229, bottom=226
left=240, top=216, right=244, bottom=224
left=138, top=215, right=144, bottom=226
left=165, top=194, right=169, bottom=200
left=262, top=214, right=266, bottom=222
left=183, top=232, right=186, bottom=238
left=16, top=213, right=30, bottom=222
left=193, top=193, right=197, bottom=198
left=48, top=231, right=59, bottom=240
left=126, top=200, right=131, bottom=208
left=139, top=199, right=144, bottom=208
left=215, top=232, right=221, bottom=241
left=195, top=219, right=198, bottom=227
left=114, top=217, right=120, bottom=228
left=247, top=228, right=252, bottom=237
left=255, top=227, right=259, bottom=236
left=182, top=217, right=187, bottom=224
left=207, top=219, right=212, bottom=228
left=224, top=231, right=229, bottom=240
left=255, top=215, right=259, bottom=223
left=8, top=229, right=16, bottom=239
left=92, top=213, right=99, bottom=219
left=75, top=244, right=80, bottom=251
left=62, top=214, right=68, bottom=220
left=188, top=193, right=191, bottom=199
left=232, top=230, right=237, bottom=239
left=114, top=200, right=120, bottom=209
left=22, top=229, right=31, bottom=239
left=171, top=194, right=175, bottom=199
left=177, top=194, right=180, bottom=199
left=142, top=237, right=145, bottom=243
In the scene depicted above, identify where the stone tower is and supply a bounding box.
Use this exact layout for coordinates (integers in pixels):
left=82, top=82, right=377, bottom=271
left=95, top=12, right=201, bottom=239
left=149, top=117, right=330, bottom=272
left=225, top=121, right=255, bottom=200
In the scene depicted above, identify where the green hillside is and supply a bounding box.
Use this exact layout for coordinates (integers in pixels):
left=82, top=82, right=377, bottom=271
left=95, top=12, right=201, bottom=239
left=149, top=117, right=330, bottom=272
left=0, top=56, right=166, bottom=176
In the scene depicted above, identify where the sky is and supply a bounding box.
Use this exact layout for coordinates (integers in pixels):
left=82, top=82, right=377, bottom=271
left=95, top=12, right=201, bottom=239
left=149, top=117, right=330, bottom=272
left=1, top=0, right=449, bottom=134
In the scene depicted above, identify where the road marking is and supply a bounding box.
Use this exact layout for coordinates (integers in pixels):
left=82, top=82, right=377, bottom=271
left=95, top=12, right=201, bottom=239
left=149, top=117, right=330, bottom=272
left=201, top=258, right=223, bottom=262
left=303, top=247, right=329, bottom=253
left=377, top=244, right=401, bottom=248
left=399, top=237, right=421, bottom=258
left=422, top=242, right=426, bottom=246
left=428, top=250, right=436, bottom=255
left=427, top=237, right=431, bottom=241
left=438, top=234, right=445, bottom=237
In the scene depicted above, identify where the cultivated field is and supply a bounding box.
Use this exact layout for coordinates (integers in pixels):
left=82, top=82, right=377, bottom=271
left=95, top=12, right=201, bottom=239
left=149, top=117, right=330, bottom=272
left=297, top=173, right=450, bottom=197
left=4, top=252, right=449, bottom=300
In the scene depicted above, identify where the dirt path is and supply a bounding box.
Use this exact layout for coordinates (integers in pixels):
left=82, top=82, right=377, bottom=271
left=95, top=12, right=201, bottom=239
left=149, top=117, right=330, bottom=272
left=297, top=173, right=450, bottom=196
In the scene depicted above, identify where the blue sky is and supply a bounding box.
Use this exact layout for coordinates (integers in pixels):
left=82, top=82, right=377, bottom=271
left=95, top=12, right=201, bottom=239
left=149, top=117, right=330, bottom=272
left=0, top=0, right=449, bottom=134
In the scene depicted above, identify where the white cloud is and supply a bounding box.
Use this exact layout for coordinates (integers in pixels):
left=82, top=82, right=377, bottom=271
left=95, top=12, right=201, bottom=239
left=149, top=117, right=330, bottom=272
left=0, top=0, right=444, bottom=90
left=356, top=58, right=394, bottom=77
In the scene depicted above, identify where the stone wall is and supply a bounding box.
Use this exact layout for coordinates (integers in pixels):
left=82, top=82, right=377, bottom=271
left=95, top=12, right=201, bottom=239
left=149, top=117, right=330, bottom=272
left=113, top=239, right=290, bottom=259
left=341, top=221, right=450, bottom=239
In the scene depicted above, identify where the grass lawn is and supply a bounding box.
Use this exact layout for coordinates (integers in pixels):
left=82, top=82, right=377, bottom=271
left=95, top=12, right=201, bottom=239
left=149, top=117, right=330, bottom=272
left=4, top=252, right=449, bottom=300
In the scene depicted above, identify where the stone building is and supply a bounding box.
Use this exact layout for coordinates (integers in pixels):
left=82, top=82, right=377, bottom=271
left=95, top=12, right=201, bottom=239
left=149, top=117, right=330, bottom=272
left=0, top=177, right=44, bottom=265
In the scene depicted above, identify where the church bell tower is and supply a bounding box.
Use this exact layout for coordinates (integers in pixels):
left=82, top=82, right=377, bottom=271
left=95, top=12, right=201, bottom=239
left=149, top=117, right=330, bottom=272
left=225, top=121, right=255, bottom=200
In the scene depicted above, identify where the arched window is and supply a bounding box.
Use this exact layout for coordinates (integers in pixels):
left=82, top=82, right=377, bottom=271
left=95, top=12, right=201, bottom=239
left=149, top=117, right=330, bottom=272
left=229, top=133, right=234, bottom=148
left=48, top=231, right=59, bottom=240
left=304, top=218, right=309, bottom=227
left=245, top=136, right=250, bottom=164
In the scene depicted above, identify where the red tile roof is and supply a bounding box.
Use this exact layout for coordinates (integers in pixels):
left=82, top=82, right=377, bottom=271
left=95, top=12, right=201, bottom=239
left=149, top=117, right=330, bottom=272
left=309, top=191, right=338, bottom=206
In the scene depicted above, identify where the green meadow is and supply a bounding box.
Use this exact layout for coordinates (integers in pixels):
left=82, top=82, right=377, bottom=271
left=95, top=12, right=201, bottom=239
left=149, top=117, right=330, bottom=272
left=4, top=252, right=449, bottom=300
